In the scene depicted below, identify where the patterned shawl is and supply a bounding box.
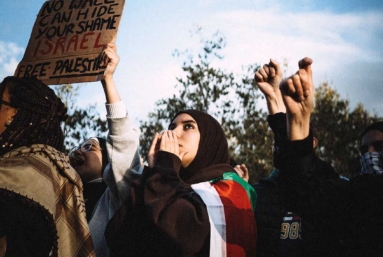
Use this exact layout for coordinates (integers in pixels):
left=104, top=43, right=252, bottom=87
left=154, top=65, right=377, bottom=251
left=0, top=144, right=95, bottom=257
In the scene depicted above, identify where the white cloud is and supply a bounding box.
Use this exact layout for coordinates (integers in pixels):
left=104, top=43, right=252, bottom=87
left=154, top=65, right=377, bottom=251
left=0, top=41, right=24, bottom=79
left=4, top=1, right=381, bottom=124
left=110, top=6, right=383, bottom=121
left=184, top=8, right=383, bottom=114
left=209, top=8, right=382, bottom=65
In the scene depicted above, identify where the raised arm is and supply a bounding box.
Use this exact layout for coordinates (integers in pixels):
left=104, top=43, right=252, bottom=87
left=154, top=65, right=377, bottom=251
left=280, top=57, right=313, bottom=141
left=98, top=43, right=142, bottom=205
left=254, top=59, right=286, bottom=115
left=101, top=43, right=121, bottom=104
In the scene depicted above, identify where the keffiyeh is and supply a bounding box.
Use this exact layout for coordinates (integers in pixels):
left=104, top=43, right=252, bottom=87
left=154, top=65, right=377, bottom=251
left=360, top=151, right=383, bottom=175
left=0, top=144, right=95, bottom=257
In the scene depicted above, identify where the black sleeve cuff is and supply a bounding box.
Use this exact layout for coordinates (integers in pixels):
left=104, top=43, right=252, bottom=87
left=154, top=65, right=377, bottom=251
left=156, top=151, right=182, bottom=173
left=267, top=113, right=287, bottom=134
left=276, top=130, right=313, bottom=158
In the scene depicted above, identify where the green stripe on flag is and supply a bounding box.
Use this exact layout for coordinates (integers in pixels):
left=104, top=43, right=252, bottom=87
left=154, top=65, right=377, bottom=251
left=218, top=172, right=257, bottom=211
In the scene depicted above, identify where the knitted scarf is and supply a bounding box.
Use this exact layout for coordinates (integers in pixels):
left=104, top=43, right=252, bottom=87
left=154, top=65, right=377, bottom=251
left=0, top=144, right=95, bottom=257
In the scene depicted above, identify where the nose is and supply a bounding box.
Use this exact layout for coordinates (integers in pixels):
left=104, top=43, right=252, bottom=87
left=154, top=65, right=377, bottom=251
left=69, top=147, right=82, bottom=158
left=170, top=127, right=181, bottom=138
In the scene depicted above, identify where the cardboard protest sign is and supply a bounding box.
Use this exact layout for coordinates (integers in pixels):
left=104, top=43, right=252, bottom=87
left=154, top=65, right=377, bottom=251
left=15, top=0, right=125, bottom=85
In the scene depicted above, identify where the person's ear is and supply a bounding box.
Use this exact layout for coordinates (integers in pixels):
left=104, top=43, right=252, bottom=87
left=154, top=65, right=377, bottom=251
left=313, top=137, right=318, bottom=149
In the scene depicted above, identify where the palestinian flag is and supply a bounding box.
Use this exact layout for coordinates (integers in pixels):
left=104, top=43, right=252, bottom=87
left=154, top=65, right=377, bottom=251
left=191, top=172, right=257, bottom=257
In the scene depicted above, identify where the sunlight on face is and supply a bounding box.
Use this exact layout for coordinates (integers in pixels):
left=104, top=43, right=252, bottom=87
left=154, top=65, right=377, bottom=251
left=69, top=138, right=103, bottom=183
left=0, top=86, right=18, bottom=135
left=169, top=113, right=200, bottom=168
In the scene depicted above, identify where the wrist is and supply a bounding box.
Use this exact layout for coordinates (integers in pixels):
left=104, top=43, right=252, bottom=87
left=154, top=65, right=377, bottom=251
left=267, top=91, right=286, bottom=114
left=103, top=74, right=114, bottom=83
left=286, top=113, right=310, bottom=140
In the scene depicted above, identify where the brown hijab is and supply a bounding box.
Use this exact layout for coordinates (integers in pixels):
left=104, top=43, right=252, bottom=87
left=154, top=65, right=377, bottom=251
left=170, top=110, right=232, bottom=183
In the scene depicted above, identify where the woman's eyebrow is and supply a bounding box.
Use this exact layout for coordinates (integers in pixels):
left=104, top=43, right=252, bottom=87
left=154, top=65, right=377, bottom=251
left=181, top=120, right=197, bottom=124
left=169, top=119, right=197, bottom=129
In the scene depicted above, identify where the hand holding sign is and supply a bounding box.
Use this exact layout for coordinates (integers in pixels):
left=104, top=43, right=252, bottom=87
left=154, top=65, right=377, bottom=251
left=101, top=43, right=120, bottom=81
left=15, top=0, right=125, bottom=85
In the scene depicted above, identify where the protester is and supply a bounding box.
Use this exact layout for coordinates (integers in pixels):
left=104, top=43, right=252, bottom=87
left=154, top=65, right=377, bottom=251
left=348, top=121, right=383, bottom=256
left=69, top=137, right=108, bottom=221
left=252, top=58, right=350, bottom=257
left=358, top=122, right=383, bottom=175
left=69, top=43, right=143, bottom=257
left=105, top=109, right=257, bottom=257
left=0, top=76, right=94, bottom=256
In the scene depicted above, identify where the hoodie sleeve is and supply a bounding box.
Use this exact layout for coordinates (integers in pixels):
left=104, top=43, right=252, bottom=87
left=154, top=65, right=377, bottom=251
left=103, top=101, right=143, bottom=206
left=105, top=151, right=211, bottom=256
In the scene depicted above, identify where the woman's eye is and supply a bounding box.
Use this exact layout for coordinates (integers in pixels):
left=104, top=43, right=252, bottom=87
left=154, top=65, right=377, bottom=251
left=184, top=124, right=194, bottom=130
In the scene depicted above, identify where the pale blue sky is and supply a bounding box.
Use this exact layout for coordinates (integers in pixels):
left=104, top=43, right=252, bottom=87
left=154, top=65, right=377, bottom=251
left=1, top=0, right=383, bottom=125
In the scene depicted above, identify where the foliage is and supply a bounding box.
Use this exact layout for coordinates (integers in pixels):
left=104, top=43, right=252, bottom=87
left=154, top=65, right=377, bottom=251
left=53, top=84, right=108, bottom=153
left=139, top=30, right=383, bottom=183
left=311, top=82, right=380, bottom=178
left=139, top=30, right=273, bottom=183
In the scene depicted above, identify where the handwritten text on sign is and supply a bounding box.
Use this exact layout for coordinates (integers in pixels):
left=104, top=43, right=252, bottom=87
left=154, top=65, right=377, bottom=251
left=15, top=0, right=125, bottom=85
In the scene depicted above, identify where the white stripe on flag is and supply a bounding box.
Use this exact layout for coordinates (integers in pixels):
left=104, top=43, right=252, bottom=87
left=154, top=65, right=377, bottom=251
left=191, top=181, right=227, bottom=257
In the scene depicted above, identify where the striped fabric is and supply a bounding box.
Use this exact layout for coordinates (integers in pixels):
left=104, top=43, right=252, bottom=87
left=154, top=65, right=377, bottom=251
left=191, top=172, right=257, bottom=257
left=0, top=144, right=95, bottom=257
left=360, top=151, right=383, bottom=174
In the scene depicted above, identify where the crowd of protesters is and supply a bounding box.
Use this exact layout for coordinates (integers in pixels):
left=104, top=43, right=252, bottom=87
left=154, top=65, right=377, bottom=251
left=0, top=43, right=382, bottom=257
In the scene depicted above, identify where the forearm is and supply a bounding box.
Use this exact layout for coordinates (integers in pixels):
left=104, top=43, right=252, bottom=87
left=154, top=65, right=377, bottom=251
left=266, top=91, right=286, bottom=115
left=286, top=112, right=310, bottom=141
left=101, top=42, right=120, bottom=104
left=104, top=103, right=142, bottom=204
left=101, top=77, right=121, bottom=104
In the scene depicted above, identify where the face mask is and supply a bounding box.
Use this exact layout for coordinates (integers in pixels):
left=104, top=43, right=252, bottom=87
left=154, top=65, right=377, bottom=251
left=360, top=151, right=383, bottom=175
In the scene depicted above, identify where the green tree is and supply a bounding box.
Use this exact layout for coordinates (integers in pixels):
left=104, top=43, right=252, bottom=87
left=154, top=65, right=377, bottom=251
left=139, top=30, right=273, bottom=184
left=311, top=82, right=380, bottom=178
left=140, top=30, right=382, bottom=183
left=139, top=31, right=234, bottom=162
left=53, top=84, right=108, bottom=153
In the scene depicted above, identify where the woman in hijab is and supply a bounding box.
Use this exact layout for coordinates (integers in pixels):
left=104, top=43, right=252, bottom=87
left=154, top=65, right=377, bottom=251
left=105, top=110, right=257, bottom=257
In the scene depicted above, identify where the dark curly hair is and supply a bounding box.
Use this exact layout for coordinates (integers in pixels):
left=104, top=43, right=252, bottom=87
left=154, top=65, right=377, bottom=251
left=0, top=76, right=67, bottom=154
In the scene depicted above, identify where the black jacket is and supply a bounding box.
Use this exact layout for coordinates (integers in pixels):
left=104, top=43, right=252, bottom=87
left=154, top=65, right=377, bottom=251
left=253, top=113, right=351, bottom=257
left=348, top=173, right=383, bottom=257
